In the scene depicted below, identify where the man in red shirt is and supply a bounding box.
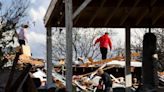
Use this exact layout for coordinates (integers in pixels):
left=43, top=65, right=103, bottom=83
left=94, top=32, right=112, bottom=60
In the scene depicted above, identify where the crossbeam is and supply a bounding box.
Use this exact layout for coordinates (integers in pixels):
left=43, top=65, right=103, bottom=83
left=104, top=0, right=124, bottom=26
left=89, top=0, right=106, bottom=26
left=73, top=0, right=92, bottom=19
left=120, top=0, right=140, bottom=25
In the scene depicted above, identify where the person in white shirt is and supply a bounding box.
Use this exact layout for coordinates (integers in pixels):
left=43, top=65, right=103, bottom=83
left=18, top=24, right=28, bottom=46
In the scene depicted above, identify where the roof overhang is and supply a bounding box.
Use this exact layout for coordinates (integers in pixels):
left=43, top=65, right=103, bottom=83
left=44, top=0, right=164, bottom=28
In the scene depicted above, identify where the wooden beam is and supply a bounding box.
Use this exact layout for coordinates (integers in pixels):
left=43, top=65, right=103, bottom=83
left=74, top=14, right=81, bottom=25
left=5, top=53, right=20, bottom=92
left=65, top=0, right=73, bottom=91
left=46, top=27, right=53, bottom=88
left=153, top=11, right=164, bottom=25
left=151, top=0, right=158, bottom=25
left=125, top=27, right=132, bottom=92
left=136, top=9, right=149, bottom=25
left=120, top=0, right=140, bottom=25
left=80, top=56, right=123, bottom=67
left=89, top=0, right=106, bottom=26
left=73, top=0, right=92, bottom=19
left=151, top=0, right=157, bottom=6
left=44, top=0, right=58, bottom=26
left=104, top=0, right=124, bottom=26
left=9, top=64, right=32, bottom=92
left=136, top=0, right=157, bottom=25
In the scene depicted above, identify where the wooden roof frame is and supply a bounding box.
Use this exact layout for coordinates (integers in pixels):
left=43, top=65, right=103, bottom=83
left=45, top=0, right=164, bottom=28
left=44, top=0, right=164, bottom=91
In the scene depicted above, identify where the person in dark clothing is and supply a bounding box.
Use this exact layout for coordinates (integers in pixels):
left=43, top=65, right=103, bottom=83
left=97, top=69, right=112, bottom=92
left=96, top=78, right=104, bottom=92
left=94, top=32, right=112, bottom=60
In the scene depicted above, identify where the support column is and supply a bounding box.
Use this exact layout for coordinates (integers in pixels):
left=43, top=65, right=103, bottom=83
left=125, top=27, right=132, bottom=92
left=65, top=0, right=73, bottom=92
left=142, top=30, right=157, bottom=91
left=46, top=27, right=53, bottom=88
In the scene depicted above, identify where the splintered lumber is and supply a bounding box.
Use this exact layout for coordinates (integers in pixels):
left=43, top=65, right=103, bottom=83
left=79, top=65, right=115, bottom=77
left=5, top=53, right=20, bottom=92
left=89, top=63, right=107, bottom=79
left=7, top=64, right=32, bottom=92
left=80, top=56, right=123, bottom=67
left=22, top=45, right=31, bottom=56
left=19, top=54, right=44, bottom=67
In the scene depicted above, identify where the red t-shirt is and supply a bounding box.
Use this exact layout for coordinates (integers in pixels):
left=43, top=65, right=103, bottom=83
left=95, top=34, right=112, bottom=50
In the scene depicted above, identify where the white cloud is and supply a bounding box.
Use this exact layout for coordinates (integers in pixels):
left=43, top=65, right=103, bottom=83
left=28, top=31, right=46, bottom=59
left=31, top=0, right=36, bottom=4
left=30, top=6, right=46, bottom=21
left=27, top=0, right=51, bottom=59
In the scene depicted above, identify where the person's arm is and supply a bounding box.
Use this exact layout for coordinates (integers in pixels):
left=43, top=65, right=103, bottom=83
left=94, top=37, right=100, bottom=46
left=108, top=37, right=112, bottom=50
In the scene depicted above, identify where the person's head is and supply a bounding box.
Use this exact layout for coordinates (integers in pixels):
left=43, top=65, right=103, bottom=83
left=22, top=24, right=29, bottom=29
left=97, top=69, right=104, bottom=76
left=105, top=32, right=109, bottom=35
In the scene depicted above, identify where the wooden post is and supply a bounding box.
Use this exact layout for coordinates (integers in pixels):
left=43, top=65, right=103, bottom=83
left=46, top=27, right=53, bottom=88
left=125, top=27, right=132, bottom=92
left=142, top=31, right=157, bottom=91
left=65, top=0, right=73, bottom=91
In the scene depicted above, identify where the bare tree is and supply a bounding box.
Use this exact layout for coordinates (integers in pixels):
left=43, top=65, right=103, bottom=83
left=0, top=0, right=29, bottom=49
left=131, top=28, right=164, bottom=71
left=153, top=29, right=164, bottom=71
left=52, top=28, right=116, bottom=62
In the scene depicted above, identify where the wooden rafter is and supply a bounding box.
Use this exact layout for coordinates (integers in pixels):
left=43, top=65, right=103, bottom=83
left=104, top=0, right=124, bottom=26
left=120, top=0, right=140, bottom=25
left=89, top=0, right=106, bottom=26
left=44, top=0, right=58, bottom=26
left=74, top=14, right=81, bottom=25
left=136, top=0, right=157, bottom=25
left=151, top=0, right=157, bottom=6
left=153, top=11, right=164, bottom=25
left=136, top=9, right=149, bottom=25
left=73, top=0, right=92, bottom=19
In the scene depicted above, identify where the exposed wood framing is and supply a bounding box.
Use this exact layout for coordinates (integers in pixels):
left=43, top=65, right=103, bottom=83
left=65, top=0, right=73, bottom=91
left=125, top=27, right=132, bottom=92
left=153, top=11, right=164, bottom=25
left=5, top=53, right=20, bottom=92
left=9, top=64, right=32, bottom=92
left=57, top=11, right=65, bottom=26
left=73, top=0, right=92, bottom=19
left=89, top=0, right=106, bottom=26
left=46, top=27, right=53, bottom=87
left=44, top=0, right=58, bottom=26
left=120, top=0, right=140, bottom=25
left=104, top=0, right=124, bottom=26
left=151, top=0, right=158, bottom=25
left=74, top=15, right=81, bottom=25
left=151, top=0, right=157, bottom=6
left=136, top=9, right=149, bottom=25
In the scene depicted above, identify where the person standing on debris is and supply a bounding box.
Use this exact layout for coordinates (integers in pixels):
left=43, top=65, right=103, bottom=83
left=97, top=69, right=112, bottom=92
left=94, top=32, right=112, bottom=60
left=17, top=24, right=29, bottom=46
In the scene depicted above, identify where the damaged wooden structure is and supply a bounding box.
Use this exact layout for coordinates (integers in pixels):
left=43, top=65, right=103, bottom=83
left=44, top=0, right=164, bottom=92
left=0, top=46, right=45, bottom=92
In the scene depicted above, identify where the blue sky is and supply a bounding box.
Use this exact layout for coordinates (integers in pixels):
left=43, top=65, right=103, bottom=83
left=27, top=0, right=126, bottom=59
left=18, top=0, right=142, bottom=60
left=27, top=0, right=51, bottom=59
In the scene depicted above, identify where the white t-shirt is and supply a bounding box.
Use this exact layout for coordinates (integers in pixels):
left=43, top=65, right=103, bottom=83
left=18, top=28, right=28, bottom=41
